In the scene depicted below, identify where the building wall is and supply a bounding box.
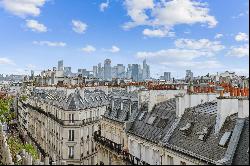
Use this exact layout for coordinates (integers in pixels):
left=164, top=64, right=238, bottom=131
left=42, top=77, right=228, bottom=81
left=17, top=94, right=107, bottom=165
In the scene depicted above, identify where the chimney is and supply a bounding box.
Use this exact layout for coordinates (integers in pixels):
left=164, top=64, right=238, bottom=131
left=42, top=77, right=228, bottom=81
left=219, top=90, right=224, bottom=97
left=238, top=98, right=249, bottom=118
left=175, top=93, right=218, bottom=118
left=230, top=87, right=234, bottom=96
left=215, top=97, right=239, bottom=134
left=121, top=99, right=124, bottom=110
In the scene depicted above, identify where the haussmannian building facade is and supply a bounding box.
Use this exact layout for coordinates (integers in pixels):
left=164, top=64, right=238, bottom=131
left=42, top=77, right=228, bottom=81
left=17, top=88, right=109, bottom=165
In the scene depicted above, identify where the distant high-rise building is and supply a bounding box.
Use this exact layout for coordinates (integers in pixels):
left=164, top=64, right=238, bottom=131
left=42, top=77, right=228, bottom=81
left=112, top=66, right=118, bottom=78
left=64, top=67, right=72, bottom=76
left=58, top=60, right=64, bottom=71
left=164, top=72, right=171, bottom=81
left=31, top=70, right=34, bottom=78
left=117, top=64, right=125, bottom=78
left=97, top=63, right=102, bottom=79
left=126, top=64, right=132, bottom=79
left=185, top=70, right=193, bottom=81
left=93, top=66, right=98, bottom=78
left=131, top=64, right=139, bottom=81
left=142, top=59, right=150, bottom=80
left=104, top=59, right=112, bottom=80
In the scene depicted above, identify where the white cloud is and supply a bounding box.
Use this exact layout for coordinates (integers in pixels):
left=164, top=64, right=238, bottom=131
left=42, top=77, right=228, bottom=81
left=100, top=0, right=109, bottom=12
left=81, top=45, right=96, bottom=53
left=0, top=0, right=46, bottom=18
left=72, top=20, right=87, bottom=34
left=124, top=0, right=154, bottom=26
left=26, top=64, right=36, bottom=69
left=162, top=60, right=223, bottom=69
left=136, top=49, right=208, bottom=62
left=174, top=38, right=225, bottom=55
left=229, top=68, right=249, bottom=76
left=214, top=33, right=223, bottom=39
left=235, top=32, right=249, bottom=41
left=142, top=28, right=175, bottom=38
left=33, top=41, right=66, bottom=47
left=0, top=57, right=15, bottom=65
left=227, top=44, right=249, bottom=58
left=232, top=10, right=248, bottom=19
left=26, top=19, right=47, bottom=32
left=108, top=45, right=120, bottom=53
left=123, top=0, right=217, bottom=37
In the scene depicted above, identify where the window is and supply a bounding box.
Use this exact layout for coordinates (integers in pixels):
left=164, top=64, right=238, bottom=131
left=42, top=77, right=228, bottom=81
left=69, top=113, right=74, bottom=123
left=68, top=130, right=75, bottom=141
left=180, top=161, right=186, bottom=165
left=68, top=146, right=74, bottom=159
left=167, top=155, right=174, bottom=165
left=92, top=125, right=94, bottom=136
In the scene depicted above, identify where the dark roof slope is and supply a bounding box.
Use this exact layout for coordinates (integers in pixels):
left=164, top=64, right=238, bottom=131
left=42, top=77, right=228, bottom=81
left=166, top=106, right=238, bottom=163
left=103, top=93, right=139, bottom=123
left=128, top=98, right=176, bottom=143
left=232, top=117, right=249, bottom=165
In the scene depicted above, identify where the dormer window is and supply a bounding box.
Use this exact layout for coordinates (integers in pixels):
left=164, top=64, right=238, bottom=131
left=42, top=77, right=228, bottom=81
left=147, top=116, right=157, bottom=125
left=138, top=112, right=146, bottom=121
left=197, top=126, right=212, bottom=141
left=180, top=122, right=194, bottom=136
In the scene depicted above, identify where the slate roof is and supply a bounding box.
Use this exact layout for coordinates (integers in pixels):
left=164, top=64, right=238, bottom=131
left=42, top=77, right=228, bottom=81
left=103, top=91, right=139, bottom=123
left=232, top=117, right=249, bottom=165
left=166, top=105, right=238, bottom=163
left=128, top=98, right=176, bottom=143
left=31, top=89, right=109, bottom=110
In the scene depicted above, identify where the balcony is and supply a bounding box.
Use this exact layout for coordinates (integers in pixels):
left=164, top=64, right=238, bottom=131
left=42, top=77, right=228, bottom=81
left=94, top=130, right=150, bottom=165
left=62, top=120, right=82, bottom=126
left=94, top=131, right=122, bottom=155
left=122, top=151, right=150, bottom=165
left=82, top=117, right=99, bottom=126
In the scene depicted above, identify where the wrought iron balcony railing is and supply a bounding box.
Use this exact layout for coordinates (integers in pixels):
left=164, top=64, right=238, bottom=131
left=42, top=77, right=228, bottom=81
left=94, top=131, right=122, bottom=154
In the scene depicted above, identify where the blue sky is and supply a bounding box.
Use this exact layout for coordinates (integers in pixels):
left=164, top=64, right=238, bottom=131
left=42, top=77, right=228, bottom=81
left=0, top=0, right=249, bottom=78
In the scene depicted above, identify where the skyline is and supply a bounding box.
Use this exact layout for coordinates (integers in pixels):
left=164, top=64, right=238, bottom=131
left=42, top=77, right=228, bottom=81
left=0, top=0, right=249, bottom=78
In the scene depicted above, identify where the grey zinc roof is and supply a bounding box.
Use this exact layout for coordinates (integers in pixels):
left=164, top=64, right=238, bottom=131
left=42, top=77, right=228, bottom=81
left=31, top=89, right=109, bottom=111
left=232, top=117, right=249, bottom=165
left=128, top=98, right=176, bottom=143
left=103, top=91, right=139, bottom=123
left=166, top=106, right=238, bottom=163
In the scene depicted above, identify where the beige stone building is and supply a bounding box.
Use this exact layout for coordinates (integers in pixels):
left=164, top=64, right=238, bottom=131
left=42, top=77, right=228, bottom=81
left=17, top=88, right=109, bottom=165
left=95, top=90, right=139, bottom=165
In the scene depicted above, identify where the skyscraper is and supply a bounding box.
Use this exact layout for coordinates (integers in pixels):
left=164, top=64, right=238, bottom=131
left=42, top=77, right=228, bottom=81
left=112, top=66, right=118, bottom=78
left=93, top=66, right=98, bottom=78
left=97, top=63, right=102, bottom=79
left=164, top=72, right=171, bottom=81
left=104, top=59, right=112, bottom=80
left=58, top=60, right=64, bottom=71
left=131, top=64, right=139, bottom=82
left=185, top=70, right=194, bottom=81
left=31, top=70, right=34, bottom=78
left=142, top=59, right=150, bottom=80
left=64, top=67, right=72, bottom=76
left=126, top=64, right=132, bottom=79
left=117, top=64, right=125, bottom=78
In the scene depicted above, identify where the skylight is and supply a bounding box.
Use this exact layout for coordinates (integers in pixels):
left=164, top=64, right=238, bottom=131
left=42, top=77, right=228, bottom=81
left=147, top=116, right=157, bottom=125
left=219, top=131, right=232, bottom=147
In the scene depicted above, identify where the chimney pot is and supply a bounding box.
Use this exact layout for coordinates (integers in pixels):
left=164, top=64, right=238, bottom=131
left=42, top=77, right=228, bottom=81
left=220, top=90, right=224, bottom=97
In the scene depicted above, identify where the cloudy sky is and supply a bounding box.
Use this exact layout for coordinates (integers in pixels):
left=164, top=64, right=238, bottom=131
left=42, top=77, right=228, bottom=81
left=0, top=0, right=249, bottom=78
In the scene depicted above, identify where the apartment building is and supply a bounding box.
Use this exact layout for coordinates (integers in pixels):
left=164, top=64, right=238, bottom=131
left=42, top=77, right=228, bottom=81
left=126, top=92, right=249, bottom=165
left=17, top=88, right=109, bottom=165
left=95, top=90, right=139, bottom=165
